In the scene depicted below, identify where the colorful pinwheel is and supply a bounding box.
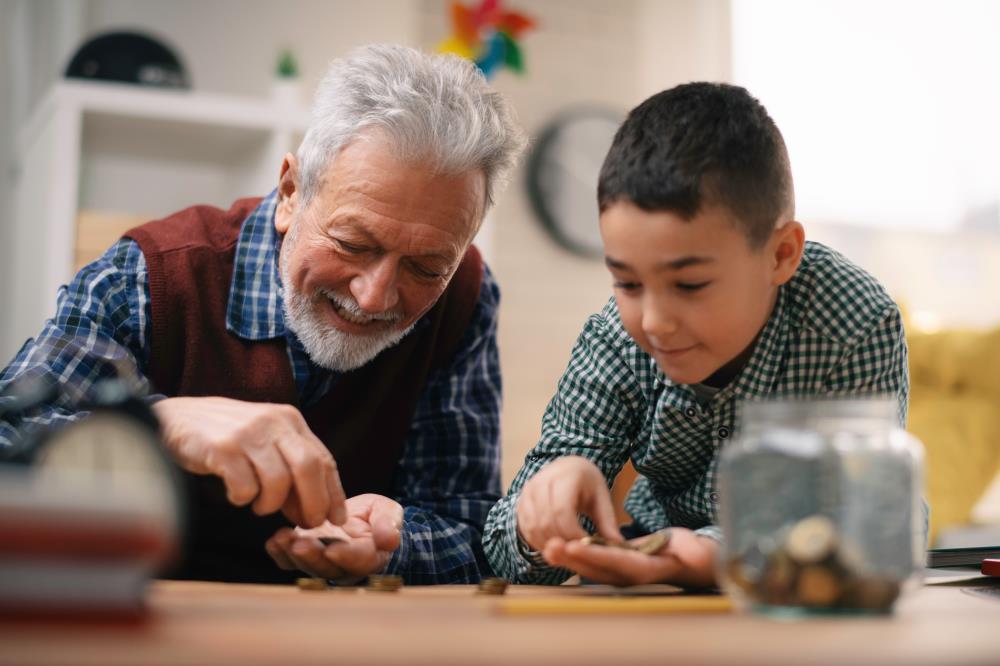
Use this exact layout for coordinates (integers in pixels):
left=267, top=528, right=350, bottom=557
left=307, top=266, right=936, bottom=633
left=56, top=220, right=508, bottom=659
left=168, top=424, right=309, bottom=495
left=437, top=0, right=537, bottom=79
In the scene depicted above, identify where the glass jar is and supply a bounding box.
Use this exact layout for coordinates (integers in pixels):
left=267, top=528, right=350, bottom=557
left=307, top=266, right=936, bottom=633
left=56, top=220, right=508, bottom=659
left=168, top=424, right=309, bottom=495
left=717, top=398, right=925, bottom=616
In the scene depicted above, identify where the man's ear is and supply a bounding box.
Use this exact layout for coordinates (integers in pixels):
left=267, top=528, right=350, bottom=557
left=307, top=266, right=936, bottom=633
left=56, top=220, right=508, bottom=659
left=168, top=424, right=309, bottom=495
left=769, top=220, right=805, bottom=287
left=275, top=153, right=300, bottom=235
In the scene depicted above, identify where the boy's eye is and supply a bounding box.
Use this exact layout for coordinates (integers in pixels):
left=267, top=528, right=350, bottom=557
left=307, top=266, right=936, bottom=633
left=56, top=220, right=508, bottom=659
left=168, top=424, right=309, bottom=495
left=676, top=281, right=710, bottom=292
left=613, top=281, right=641, bottom=292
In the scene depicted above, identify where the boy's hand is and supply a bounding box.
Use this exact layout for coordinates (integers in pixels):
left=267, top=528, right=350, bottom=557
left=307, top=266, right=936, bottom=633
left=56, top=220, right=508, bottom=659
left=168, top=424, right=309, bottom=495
left=515, top=456, right=622, bottom=552
left=542, top=527, right=718, bottom=588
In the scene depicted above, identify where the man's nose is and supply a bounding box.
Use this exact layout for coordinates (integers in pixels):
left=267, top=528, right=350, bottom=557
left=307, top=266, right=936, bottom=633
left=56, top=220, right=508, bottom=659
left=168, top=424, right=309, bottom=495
left=350, top=257, right=400, bottom=313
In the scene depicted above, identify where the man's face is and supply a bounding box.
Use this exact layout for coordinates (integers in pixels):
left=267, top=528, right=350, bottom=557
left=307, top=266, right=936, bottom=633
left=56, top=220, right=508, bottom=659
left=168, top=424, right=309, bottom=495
left=275, top=135, right=486, bottom=371
left=599, top=200, right=783, bottom=385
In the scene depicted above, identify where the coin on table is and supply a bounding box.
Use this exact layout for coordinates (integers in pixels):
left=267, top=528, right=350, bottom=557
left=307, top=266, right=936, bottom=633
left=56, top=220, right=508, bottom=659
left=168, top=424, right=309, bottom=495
left=634, top=528, right=672, bottom=555
left=367, top=574, right=404, bottom=592
left=297, top=577, right=329, bottom=591
left=477, top=577, right=509, bottom=595
left=785, top=515, right=838, bottom=564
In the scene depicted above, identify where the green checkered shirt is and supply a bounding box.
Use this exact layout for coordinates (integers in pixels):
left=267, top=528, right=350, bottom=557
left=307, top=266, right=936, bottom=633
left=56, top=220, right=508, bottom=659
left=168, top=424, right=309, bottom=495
left=483, top=241, right=909, bottom=584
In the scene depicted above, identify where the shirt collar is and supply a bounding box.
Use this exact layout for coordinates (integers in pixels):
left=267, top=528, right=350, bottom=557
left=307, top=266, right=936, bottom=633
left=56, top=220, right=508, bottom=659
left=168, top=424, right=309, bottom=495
left=226, top=190, right=287, bottom=340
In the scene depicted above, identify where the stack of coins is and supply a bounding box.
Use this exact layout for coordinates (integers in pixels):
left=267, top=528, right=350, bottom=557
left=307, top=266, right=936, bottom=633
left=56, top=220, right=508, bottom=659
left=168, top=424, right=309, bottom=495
left=477, top=577, right=509, bottom=595
left=367, top=574, right=404, bottom=592
left=579, top=528, right=672, bottom=555
left=296, top=577, right=329, bottom=591
left=726, top=515, right=902, bottom=612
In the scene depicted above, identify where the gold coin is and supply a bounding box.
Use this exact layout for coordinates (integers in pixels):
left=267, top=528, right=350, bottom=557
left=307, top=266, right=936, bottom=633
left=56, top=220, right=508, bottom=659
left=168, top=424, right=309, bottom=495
left=634, top=528, right=672, bottom=555
left=296, top=577, right=328, bottom=591
left=477, top=577, right=509, bottom=595
left=785, top=515, right=838, bottom=564
left=796, top=565, right=841, bottom=606
left=367, top=574, right=404, bottom=592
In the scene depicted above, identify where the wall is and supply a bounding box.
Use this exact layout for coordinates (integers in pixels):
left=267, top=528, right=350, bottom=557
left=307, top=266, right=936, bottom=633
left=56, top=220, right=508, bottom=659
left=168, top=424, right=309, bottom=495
left=419, top=0, right=732, bottom=484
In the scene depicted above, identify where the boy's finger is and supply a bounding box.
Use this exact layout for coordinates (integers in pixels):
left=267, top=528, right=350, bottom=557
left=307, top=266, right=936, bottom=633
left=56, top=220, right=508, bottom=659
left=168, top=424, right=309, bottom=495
left=583, top=484, right=623, bottom=542
left=548, top=483, right=588, bottom=540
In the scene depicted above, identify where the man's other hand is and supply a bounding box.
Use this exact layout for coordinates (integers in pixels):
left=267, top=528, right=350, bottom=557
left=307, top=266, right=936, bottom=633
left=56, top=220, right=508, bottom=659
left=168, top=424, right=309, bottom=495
left=265, top=494, right=404, bottom=584
left=153, top=396, right=347, bottom=528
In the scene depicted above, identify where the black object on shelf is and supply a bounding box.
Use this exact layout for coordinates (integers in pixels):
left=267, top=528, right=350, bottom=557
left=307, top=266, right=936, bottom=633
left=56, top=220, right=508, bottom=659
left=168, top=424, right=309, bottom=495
left=65, top=31, right=190, bottom=89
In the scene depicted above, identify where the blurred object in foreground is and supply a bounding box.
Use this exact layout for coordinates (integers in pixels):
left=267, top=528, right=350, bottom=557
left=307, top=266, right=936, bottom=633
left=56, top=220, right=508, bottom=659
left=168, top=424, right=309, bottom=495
left=718, top=399, right=925, bottom=616
left=0, top=373, right=180, bottom=620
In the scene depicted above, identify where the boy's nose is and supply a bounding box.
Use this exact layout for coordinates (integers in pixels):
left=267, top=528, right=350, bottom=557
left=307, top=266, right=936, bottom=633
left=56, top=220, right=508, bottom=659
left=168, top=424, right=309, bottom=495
left=642, top=303, right=679, bottom=339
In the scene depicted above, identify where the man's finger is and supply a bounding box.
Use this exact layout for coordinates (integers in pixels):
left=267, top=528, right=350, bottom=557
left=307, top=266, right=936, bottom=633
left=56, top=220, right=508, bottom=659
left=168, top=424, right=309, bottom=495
left=368, top=499, right=404, bottom=552
left=265, top=536, right=298, bottom=571
left=207, top=449, right=260, bottom=507
left=243, top=441, right=294, bottom=516
left=287, top=537, right=346, bottom=579
left=323, top=459, right=348, bottom=526
left=274, top=435, right=331, bottom=528
left=322, top=536, right=385, bottom=576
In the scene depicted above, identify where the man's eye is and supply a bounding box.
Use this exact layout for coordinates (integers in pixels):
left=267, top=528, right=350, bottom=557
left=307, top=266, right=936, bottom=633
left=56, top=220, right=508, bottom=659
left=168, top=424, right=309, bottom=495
left=410, top=263, right=445, bottom=280
left=613, top=281, right=641, bottom=292
left=337, top=240, right=368, bottom=254
left=676, top=281, right=709, bottom=292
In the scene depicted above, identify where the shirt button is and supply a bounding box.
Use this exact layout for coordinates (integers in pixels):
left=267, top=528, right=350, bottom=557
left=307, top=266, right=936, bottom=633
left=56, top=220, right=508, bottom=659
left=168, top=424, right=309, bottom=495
left=685, top=407, right=697, bottom=417
left=710, top=492, right=720, bottom=503
left=718, top=426, right=730, bottom=439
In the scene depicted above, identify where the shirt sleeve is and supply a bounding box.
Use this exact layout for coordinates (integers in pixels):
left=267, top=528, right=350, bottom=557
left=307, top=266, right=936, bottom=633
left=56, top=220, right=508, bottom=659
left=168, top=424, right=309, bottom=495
left=482, top=311, right=643, bottom=584
left=0, top=239, right=153, bottom=458
left=383, top=264, right=504, bottom=584
left=822, top=303, right=910, bottom=427
left=821, top=304, right=928, bottom=541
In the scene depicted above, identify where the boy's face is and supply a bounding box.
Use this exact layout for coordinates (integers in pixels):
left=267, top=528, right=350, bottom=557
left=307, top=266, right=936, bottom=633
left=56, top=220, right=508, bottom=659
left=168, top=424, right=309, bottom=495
left=600, top=200, right=799, bottom=385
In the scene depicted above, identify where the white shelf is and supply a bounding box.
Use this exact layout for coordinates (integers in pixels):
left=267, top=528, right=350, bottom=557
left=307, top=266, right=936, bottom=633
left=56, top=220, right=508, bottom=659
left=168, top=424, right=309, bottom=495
left=9, top=80, right=310, bottom=360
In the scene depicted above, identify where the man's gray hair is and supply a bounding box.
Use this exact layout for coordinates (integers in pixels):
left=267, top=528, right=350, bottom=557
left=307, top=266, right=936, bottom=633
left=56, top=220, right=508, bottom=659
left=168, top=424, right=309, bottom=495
left=297, top=44, right=526, bottom=208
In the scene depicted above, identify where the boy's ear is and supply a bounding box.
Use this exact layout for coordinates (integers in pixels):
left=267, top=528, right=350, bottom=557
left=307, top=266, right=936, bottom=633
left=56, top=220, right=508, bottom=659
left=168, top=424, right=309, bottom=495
left=769, top=220, right=805, bottom=286
left=275, top=153, right=299, bottom=235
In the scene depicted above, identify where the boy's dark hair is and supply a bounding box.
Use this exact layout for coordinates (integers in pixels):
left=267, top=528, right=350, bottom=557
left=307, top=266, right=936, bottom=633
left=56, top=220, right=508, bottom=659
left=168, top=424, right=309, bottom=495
left=597, top=82, right=793, bottom=249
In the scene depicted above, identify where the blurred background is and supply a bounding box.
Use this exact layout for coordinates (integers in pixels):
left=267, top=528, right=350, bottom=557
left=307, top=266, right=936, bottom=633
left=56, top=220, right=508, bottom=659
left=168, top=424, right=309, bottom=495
left=1, top=0, right=998, bottom=546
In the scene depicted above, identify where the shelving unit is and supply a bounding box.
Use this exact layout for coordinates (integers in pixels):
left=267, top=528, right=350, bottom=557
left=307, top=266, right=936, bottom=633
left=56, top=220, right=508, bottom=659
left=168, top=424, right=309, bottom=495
left=10, top=79, right=309, bottom=353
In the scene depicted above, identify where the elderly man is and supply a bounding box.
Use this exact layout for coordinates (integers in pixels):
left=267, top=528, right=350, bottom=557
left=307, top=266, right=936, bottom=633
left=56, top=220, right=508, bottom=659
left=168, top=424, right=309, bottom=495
left=0, top=45, right=525, bottom=585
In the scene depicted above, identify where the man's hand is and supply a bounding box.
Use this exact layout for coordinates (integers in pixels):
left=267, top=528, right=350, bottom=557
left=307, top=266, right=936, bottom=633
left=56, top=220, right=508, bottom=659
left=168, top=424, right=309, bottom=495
left=515, top=456, right=622, bottom=552
left=542, top=527, right=719, bottom=588
left=153, top=396, right=347, bottom=528
left=264, top=494, right=404, bottom=584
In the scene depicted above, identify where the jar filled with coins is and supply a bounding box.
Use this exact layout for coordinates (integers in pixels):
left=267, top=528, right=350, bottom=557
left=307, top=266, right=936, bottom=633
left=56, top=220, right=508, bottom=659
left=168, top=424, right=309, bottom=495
left=717, top=398, right=924, bottom=616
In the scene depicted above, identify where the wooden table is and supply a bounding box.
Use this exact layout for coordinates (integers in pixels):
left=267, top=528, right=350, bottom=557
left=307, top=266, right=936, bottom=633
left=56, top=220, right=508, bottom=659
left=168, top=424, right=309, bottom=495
left=2, top=575, right=999, bottom=665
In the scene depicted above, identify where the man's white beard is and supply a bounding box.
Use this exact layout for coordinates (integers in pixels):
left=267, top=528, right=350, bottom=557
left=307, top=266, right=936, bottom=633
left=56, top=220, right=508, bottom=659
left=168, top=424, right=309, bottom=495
left=280, top=240, right=413, bottom=372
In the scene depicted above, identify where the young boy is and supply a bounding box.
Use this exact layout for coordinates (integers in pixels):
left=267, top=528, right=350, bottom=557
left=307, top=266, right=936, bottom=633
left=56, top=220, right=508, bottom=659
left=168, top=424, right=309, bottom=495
left=482, top=83, right=909, bottom=587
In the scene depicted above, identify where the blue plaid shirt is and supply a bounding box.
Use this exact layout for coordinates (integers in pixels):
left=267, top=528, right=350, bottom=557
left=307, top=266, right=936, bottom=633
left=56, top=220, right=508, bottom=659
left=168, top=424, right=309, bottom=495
left=0, top=191, right=503, bottom=584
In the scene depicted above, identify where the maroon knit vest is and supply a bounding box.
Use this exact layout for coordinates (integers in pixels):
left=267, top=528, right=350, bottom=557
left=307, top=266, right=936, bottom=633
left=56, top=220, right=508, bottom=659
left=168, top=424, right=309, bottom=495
left=125, top=198, right=483, bottom=582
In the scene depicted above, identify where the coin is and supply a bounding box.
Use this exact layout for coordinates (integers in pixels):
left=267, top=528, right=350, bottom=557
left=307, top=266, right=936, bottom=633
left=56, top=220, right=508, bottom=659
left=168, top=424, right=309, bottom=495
left=367, top=574, right=404, bottom=592
left=296, top=577, right=328, bottom=591
left=785, top=515, right=838, bottom=564
left=635, top=528, right=672, bottom=555
left=796, top=565, right=841, bottom=606
left=477, top=577, right=509, bottom=595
